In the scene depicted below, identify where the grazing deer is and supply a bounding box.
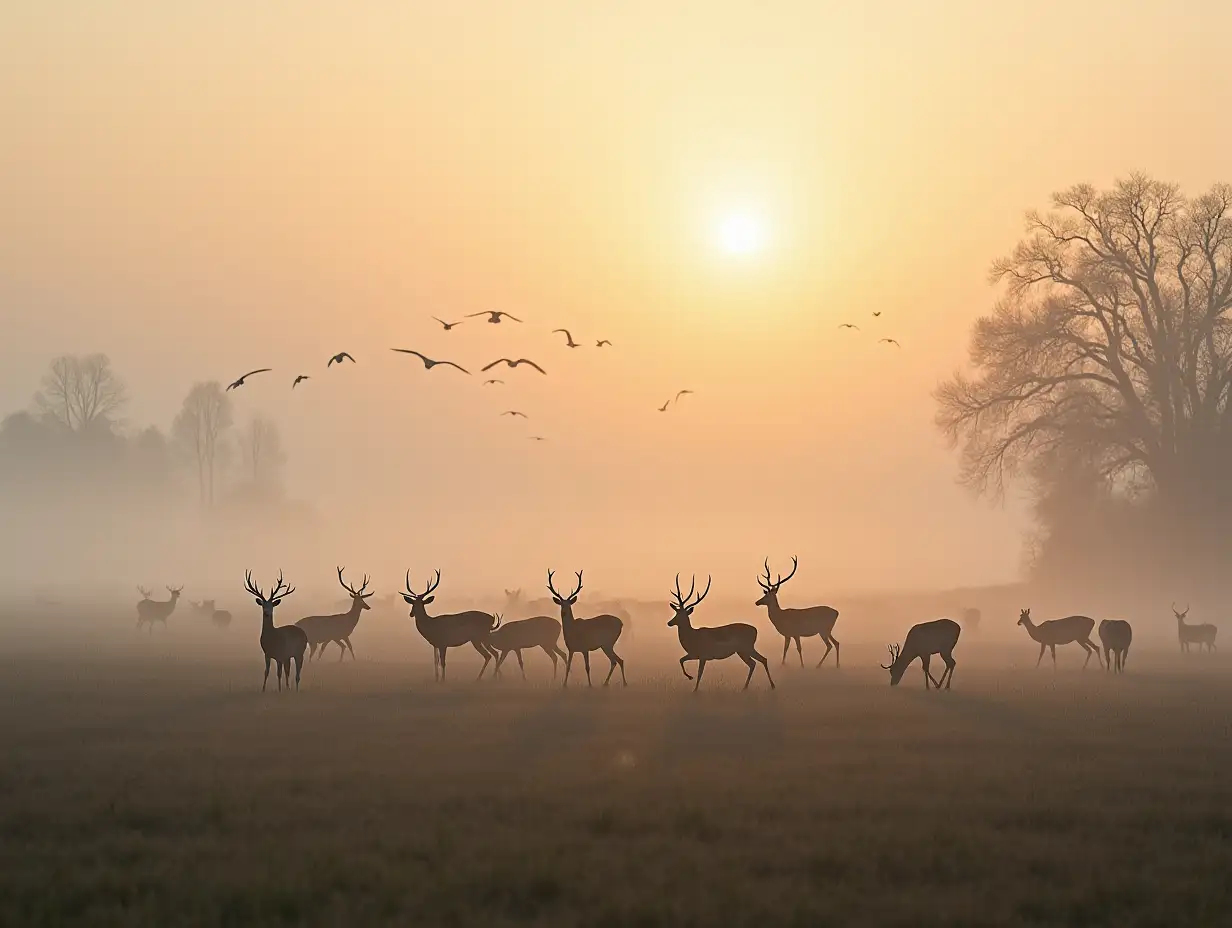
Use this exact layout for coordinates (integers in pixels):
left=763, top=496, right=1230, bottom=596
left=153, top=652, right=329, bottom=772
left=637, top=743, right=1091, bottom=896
left=1173, top=603, right=1217, bottom=653
left=1098, top=619, right=1133, bottom=673
left=668, top=574, right=774, bottom=692
left=547, top=569, right=626, bottom=687
left=490, top=615, right=568, bottom=679
left=1017, top=609, right=1102, bottom=669
left=136, top=585, right=182, bottom=633
left=192, top=599, right=232, bottom=629
left=754, top=557, right=840, bottom=667
left=243, top=571, right=307, bottom=692
left=882, top=619, right=960, bottom=689
left=399, top=570, right=501, bottom=681
left=295, top=568, right=374, bottom=661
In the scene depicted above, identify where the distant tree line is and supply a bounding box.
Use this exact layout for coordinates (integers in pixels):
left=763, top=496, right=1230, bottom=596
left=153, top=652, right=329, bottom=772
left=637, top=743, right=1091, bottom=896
left=937, top=174, right=1232, bottom=593
left=0, top=354, right=289, bottom=512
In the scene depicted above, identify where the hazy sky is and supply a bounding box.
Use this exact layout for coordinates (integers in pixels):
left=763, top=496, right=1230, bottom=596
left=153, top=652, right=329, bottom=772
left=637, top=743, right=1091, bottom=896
left=2, top=1, right=1229, bottom=595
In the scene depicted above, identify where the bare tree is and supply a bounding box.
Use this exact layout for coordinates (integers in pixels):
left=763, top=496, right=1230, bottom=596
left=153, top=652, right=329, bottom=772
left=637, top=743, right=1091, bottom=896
left=936, top=176, right=1232, bottom=531
left=33, top=354, right=127, bottom=432
left=240, top=415, right=286, bottom=486
left=173, top=382, right=232, bottom=506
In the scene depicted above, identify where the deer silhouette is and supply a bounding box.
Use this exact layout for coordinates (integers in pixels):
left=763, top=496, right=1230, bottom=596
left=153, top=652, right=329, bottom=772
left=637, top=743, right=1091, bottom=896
left=754, top=557, right=840, bottom=667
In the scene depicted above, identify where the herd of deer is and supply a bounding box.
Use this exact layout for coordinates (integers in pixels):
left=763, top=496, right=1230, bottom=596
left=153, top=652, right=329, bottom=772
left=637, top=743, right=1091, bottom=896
left=134, top=560, right=1220, bottom=693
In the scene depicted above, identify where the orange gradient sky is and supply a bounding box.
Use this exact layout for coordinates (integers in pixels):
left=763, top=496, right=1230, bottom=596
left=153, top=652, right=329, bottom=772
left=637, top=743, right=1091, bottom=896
left=2, top=1, right=1230, bottom=594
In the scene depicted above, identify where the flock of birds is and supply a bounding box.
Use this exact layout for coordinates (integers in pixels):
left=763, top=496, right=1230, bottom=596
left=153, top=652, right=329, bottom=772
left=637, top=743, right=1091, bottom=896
left=221, top=309, right=701, bottom=442
left=837, top=311, right=901, bottom=347
left=135, top=554, right=1220, bottom=695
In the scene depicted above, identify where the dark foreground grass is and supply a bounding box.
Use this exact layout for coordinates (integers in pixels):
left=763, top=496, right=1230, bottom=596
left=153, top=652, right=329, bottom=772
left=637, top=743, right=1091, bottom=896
left=1, top=649, right=1231, bottom=927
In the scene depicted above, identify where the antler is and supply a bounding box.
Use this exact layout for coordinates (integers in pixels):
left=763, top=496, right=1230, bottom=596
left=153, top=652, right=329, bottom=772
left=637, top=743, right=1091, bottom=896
left=671, top=574, right=712, bottom=610
left=778, top=556, right=799, bottom=587
left=547, top=569, right=583, bottom=600
left=243, top=570, right=264, bottom=601
left=167, top=585, right=183, bottom=594
left=880, top=643, right=902, bottom=670
left=137, top=585, right=153, bottom=598
left=671, top=573, right=689, bottom=610
left=268, top=570, right=295, bottom=600
left=422, top=569, right=441, bottom=597
left=758, top=558, right=773, bottom=592
left=337, top=567, right=371, bottom=598
left=693, top=574, right=712, bottom=608
left=1173, top=601, right=1189, bottom=617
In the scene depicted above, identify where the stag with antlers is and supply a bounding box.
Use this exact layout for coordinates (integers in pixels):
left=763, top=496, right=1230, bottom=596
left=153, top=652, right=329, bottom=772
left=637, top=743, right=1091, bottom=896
left=1173, top=603, right=1218, bottom=653
left=399, top=570, right=501, bottom=681
left=754, top=557, right=841, bottom=667
left=243, top=571, right=307, bottom=691
left=136, top=585, right=183, bottom=634
left=882, top=619, right=960, bottom=689
left=669, top=574, right=774, bottom=692
left=295, top=568, right=374, bottom=661
left=547, top=570, right=626, bottom=687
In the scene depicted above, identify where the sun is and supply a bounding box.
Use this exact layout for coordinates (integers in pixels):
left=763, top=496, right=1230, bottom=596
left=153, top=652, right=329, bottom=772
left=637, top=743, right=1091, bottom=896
left=715, top=212, right=767, bottom=257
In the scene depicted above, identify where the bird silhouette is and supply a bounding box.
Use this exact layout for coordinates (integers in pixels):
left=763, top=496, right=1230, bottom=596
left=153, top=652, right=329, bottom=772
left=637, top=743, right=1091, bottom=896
left=292, top=375, right=310, bottom=389
left=595, top=339, right=612, bottom=347
left=390, top=349, right=470, bottom=374
left=328, top=352, right=356, bottom=366
left=481, top=358, right=547, bottom=374
left=529, top=436, right=547, bottom=442
left=483, top=378, right=504, bottom=386
left=675, top=389, right=694, bottom=402
left=657, top=399, right=672, bottom=412
left=502, top=410, right=529, bottom=418
left=467, top=310, right=522, bottom=324
left=879, top=338, right=901, bottom=347
left=838, top=324, right=860, bottom=331
left=872, top=312, right=882, bottom=317
left=226, top=369, right=272, bottom=391
left=552, top=328, right=581, bottom=348
left=432, top=316, right=463, bottom=331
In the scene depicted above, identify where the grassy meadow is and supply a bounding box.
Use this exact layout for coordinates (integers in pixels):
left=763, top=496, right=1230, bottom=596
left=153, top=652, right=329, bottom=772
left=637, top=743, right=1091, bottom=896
left=1, top=600, right=1231, bottom=927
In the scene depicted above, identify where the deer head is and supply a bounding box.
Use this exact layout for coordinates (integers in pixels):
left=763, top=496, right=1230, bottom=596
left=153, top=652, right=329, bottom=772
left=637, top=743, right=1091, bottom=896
left=166, top=586, right=183, bottom=601
left=755, top=556, right=798, bottom=606
left=243, top=570, right=295, bottom=617
left=1017, top=608, right=1032, bottom=626
left=400, top=569, right=441, bottom=617
left=337, top=567, right=374, bottom=611
left=668, top=573, right=711, bottom=627
left=880, top=643, right=906, bottom=685
left=546, top=569, right=583, bottom=619
left=1172, top=602, right=1190, bottom=620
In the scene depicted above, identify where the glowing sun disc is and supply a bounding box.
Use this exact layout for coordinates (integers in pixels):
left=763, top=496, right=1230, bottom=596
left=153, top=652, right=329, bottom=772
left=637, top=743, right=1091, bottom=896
left=716, top=213, right=766, bottom=256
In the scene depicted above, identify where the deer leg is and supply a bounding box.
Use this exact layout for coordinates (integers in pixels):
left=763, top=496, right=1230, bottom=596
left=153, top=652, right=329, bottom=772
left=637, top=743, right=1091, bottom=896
left=471, top=640, right=492, bottom=680
left=794, top=637, right=805, bottom=667
left=263, top=656, right=271, bottom=692
left=602, top=646, right=626, bottom=687
left=740, top=654, right=757, bottom=690
left=816, top=637, right=834, bottom=668
left=679, top=655, right=694, bottom=680
left=831, top=637, right=841, bottom=668
left=752, top=650, right=775, bottom=689
left=582, top=651, right=593, bottom=687
left=345, top=638, right=356, bottom=660
left=920, top=655, right=932, bottom=689
left=694, top=659, right=707, bottom=692
left=1081, top=643, right=1094, bottom=669
left=515, top=649, right=526, bottom=680
left=294, top=656, right=302, bottom=690
left=563, top=651, right=575, bottom=688
left=494, top=650, right=508, bottom=678
left=439, top=647, right=448, bottom=681
left=1049, top=644, right=1057, bottom=668
left=540, top=645, right=558, bottom=679
left=941, top=653, right=956, bottom=689
left=780, top=636, right=791, bottom=665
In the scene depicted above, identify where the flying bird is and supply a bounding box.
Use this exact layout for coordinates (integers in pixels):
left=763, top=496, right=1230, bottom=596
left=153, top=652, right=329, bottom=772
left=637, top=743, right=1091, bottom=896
left=292, top=375, right=310, bottom=389
left=872, top=312, right=882, bottom=317
left=552, top=328, right=581, bottom=348
left=432, top=316, right=463, bottom=331
left=502, top=410, right=529, bottom=418
left=675, top=389, right=694, bottom=403
left=595, top=339, right=612, bottom=347
left=481, top=358, right=547, bottom=375
left=879, top=338, right=901, bottom=347
left=328, top=352, right=356, bottom=366
left=483, top=378, right=504, bottom=386
left=467, top=310, right=522, bottom=324
left=529, top=436, right=547, bottom=442
left=657, top=399, right=672, bottom=412
left=226, top=369, right=271, bottom=391
left=838, top=324, right=860, bottom=331
left=390, top=348, right=470, bottom=374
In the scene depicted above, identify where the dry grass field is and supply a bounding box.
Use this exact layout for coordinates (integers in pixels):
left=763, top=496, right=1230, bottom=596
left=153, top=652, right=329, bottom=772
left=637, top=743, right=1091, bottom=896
left=2, top=603, right=1231, bottom=927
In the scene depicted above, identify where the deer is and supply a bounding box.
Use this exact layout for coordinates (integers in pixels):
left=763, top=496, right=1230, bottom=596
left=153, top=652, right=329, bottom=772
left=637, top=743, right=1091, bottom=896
left=243, top=570, right=308, bottom=692
left=547, top=569, right=626, bottom=687
left=754, top=556, right=840, bottom=667
left=136, top=585, right=182, bottom=633
left=668, top=573, right=774, bottom=692
left=295, top=568, right=374, bottom=661
left=489, top=614, right=568, bottom=680
left=1098, top=619, right=1133, bottom=673
left=881, top=619, right=960, bottom=689
left=1173, top=603, right=1217, bottom=652
left=1016, top=608, right=1102, bottom=669
left=399, top=569, right=501, bottom=681
left=192, top=599, right=232, bottom=629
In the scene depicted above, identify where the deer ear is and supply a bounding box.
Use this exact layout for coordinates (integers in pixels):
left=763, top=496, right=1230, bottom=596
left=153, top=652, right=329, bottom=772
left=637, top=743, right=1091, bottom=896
left=687, top=606, right=694, bottom=615
left=401, top=594, right=413, bottom=604
left=272, top=598, right=282, bottom=607
left=423, top=595, right=435, bottom=605
left=552, top=597, right=563, bottom=606
left=254, top=597, right=263, bottom=606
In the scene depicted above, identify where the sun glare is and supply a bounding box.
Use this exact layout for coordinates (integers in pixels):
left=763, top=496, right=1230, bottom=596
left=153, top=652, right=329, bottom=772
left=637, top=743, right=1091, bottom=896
left=716, top=213, right=766, bottom=257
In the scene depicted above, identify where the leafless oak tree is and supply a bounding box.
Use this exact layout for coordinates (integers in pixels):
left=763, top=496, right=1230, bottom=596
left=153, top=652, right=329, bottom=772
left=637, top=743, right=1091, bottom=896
left=34, top=354, right=127, bottom=432
left=173, top=382, right=233, bottom=506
